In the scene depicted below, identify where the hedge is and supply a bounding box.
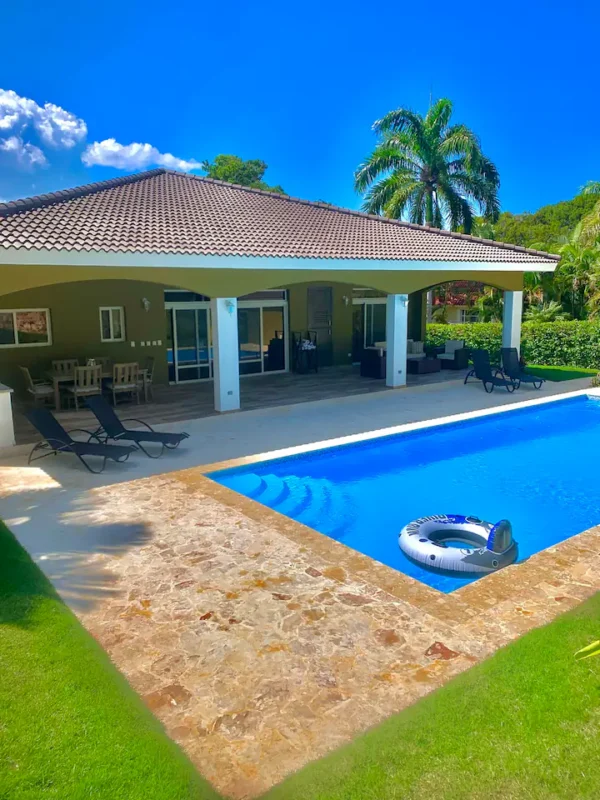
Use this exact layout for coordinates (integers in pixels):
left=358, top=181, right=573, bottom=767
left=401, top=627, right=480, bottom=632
left=426, top=321, right=600, bottom=369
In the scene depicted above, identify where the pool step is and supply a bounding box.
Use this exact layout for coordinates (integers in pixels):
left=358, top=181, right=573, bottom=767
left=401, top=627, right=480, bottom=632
left=223, top=471, right=353, bottom=540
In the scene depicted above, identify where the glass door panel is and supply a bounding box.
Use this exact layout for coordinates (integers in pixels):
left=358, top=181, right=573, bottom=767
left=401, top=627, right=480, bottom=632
left=173, top=307, right=211, bottom=382
left=262, top=306, right=285, bottom=371
left=238, top=308, right=262, bottom=374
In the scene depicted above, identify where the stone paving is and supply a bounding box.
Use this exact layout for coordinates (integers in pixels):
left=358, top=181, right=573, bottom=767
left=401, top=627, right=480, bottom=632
left=68, top=468, right=600, bottom=799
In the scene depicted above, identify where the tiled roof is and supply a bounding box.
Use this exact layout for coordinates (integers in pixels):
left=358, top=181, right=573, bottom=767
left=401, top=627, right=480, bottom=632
left=0, top=169, right=559, bottom=264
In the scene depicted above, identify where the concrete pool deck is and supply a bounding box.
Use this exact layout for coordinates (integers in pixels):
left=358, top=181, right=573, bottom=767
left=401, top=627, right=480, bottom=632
left=1, top=375, right=599, bottom=798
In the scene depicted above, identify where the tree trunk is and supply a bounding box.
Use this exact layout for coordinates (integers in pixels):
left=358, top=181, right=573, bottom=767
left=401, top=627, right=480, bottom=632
left=425, top=191, right=434, bottom=226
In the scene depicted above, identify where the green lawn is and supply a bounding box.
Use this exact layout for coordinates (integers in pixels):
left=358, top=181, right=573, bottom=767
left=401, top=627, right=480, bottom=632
left=266, top=594, right=600, bottom=800
left=0, top=522, right=219, bottom=800
left=525, top=364, right=598, bottom=382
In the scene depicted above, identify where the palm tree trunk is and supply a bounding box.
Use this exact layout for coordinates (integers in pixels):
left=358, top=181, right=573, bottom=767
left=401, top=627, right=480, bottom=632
left=425, top=191, right=434, bottom=226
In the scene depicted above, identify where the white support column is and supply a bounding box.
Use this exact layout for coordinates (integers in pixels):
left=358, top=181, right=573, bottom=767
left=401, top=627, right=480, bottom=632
left=211, top=298, right=240, bottom=412
left=386, top=294, right=409, bottom=388
left=0, top=384, right=15, bottom=448
left=502, top=290, right=523, bottom=355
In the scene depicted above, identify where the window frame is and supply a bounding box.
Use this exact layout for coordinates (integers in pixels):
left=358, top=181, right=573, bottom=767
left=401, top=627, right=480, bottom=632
left=99, top=306, right=126, bottom=343
left=0, top=308, right=52, bottom=349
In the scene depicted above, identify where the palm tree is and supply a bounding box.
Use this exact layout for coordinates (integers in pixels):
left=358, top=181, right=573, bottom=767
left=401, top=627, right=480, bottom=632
left=354, top=98, right=500, bottom=233
left=523, top=301, right=570, bottom=322
left=555, top=236, right=600, bottom=319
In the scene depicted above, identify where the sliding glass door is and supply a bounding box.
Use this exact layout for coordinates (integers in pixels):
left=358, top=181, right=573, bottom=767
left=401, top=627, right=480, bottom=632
left=352, top=298, right=387, bottom=362
left=165, top=294, right=288, bottom=383
left=166, top=306, right=212, bottom=382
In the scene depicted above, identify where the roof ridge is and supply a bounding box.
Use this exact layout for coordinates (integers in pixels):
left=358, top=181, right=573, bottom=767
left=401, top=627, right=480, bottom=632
left=0, top=168, right=167, bottom=218
left=163, top=170, right=561, bottom=262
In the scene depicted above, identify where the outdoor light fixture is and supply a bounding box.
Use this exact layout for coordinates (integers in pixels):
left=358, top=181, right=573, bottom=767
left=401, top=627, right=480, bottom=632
left=225, top=299, right=235, bottom=315
left=342, top=295, right=349, bottom=306
left=141, top=297, right=151, bottom=312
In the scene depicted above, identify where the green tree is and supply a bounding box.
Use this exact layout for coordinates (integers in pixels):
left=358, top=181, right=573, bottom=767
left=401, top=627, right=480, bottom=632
left=493, top=192, right=599, bottom=252
left=201, top=155, right=284, bottom=193
left=579, top=181, right=600, bottom=247
left=475, top=288, right=503, bottom=322
left=354, top=98, right=500, bottom=233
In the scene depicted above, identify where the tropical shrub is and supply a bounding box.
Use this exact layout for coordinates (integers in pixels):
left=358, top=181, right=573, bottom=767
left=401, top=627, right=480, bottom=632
left=426, top=321, right=600, bottom=369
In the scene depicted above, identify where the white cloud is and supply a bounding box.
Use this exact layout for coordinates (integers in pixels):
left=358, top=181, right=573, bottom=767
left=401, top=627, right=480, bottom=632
left=0, top=136, right=47, bottom=168
left=0, top=88, right=87, bottom=148
left=81, top=138, right=202, bottom=172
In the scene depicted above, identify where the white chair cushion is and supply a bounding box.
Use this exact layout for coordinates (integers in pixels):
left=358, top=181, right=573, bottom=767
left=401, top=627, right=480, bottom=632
left=374, top=341, right=387, bottom=349
left=407, top=353, right=426, bottom=361
left=438, top=353, right=456, bottom=361
left=411, top=341, right=425, bottom=355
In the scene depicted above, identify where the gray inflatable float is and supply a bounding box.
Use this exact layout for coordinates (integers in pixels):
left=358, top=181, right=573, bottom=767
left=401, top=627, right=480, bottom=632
left=398, top=514, right=518, bottom=574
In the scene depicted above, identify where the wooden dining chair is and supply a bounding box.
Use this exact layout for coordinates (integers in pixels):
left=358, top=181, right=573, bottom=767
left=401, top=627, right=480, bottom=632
left=65, top=365, right=103, bottom=410
left=19, top=366, right=55, bottom=407
left=106, top=362, right=140, bottom=405
left=51, top=359, right=79, bottom=376
left=140, top=356, right=155, bottom=401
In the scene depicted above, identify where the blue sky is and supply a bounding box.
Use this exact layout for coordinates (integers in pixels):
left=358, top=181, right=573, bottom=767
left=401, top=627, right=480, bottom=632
left=1, top=0, right=599, bottom=216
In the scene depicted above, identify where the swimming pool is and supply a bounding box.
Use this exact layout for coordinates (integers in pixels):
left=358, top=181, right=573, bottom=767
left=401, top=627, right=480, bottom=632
left=208, top=394, right=600, bottom=593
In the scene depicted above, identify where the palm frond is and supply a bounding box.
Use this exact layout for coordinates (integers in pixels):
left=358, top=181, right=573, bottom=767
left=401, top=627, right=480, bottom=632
left=360, top=173, right=419, bottom=217
left=425, top=98, right=453, bottom=138
left=354, top=144, right=418, bottom=192
left=581, top=181, right=600, bottom=196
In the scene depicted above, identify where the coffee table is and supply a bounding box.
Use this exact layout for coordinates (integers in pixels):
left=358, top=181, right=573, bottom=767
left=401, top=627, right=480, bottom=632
left=407, top=357, right=441, bottom=375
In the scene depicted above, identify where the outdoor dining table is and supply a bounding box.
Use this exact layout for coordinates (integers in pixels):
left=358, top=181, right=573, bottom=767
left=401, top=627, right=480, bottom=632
left=45, top=367, right=148, bottom=410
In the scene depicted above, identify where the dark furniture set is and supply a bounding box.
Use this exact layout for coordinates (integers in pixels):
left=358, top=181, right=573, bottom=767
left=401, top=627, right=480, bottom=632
left=26, top=395, right=189, bottom=473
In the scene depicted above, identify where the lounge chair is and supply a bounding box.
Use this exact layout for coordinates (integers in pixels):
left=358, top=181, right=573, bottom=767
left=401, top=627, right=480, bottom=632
left=25, top=408, right=134, bottom=473
left=501, top=348, right=545, bottom=390
left=464, top=349, right=516, bottom=393
left=85, top=394, right=190, bottom=458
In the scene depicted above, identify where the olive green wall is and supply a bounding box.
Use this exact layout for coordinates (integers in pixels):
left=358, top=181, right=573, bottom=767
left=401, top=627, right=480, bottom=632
left=288, top=282, right=355, bottom=366
left=0, top=280, right=167, bottom=393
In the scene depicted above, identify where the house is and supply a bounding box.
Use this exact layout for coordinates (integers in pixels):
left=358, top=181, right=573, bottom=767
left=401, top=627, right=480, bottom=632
left=0, top=168, right=558, bottom=443
left=427, top=281, right=485, bottom=324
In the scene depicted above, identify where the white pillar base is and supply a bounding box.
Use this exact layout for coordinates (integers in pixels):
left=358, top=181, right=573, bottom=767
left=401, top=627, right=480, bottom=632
left=502, top=290, right=523, bottom=355
left=386, top=294, right=409, bottom=388
left=0, top=384, right=15, bottom=448
left=211, top=298, right=240, bottom=412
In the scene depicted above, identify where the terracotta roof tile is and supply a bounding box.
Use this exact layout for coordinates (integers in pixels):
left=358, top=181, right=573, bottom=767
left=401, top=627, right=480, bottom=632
left=0, top=169, right=559, bottom=264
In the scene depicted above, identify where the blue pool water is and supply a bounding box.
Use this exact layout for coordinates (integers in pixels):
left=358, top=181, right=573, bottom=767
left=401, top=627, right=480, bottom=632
left=208, top=395, right=600, bottom=593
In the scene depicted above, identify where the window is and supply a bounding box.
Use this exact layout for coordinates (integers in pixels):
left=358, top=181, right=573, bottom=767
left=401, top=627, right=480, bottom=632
left=460, top=309, right=479, bottom=324
left=99, top=307, right=125, bottom=342
left=0, top=308, right=51, bottom=348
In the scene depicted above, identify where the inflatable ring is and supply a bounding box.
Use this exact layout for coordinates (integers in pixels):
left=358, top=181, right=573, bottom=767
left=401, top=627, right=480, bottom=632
left=399, top=514, right=518, bottom=575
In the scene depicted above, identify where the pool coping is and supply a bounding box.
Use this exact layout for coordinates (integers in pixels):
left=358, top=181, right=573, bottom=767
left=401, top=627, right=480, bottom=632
left=171, top=387, right=600, bottom=624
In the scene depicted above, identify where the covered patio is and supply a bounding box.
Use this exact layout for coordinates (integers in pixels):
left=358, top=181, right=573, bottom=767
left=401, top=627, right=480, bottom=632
left=11, top=364, right=467, bottom=445
left=0, top=168, right=559, bottom=448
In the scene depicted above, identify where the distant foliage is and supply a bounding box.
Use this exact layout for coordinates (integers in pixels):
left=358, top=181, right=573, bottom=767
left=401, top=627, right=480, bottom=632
left=492, top=193, right=599, bottom=251
left=426, top=321, right=600, bottom=368
left=201, top=154, right=284, bottom=193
